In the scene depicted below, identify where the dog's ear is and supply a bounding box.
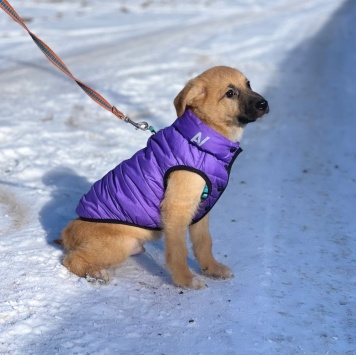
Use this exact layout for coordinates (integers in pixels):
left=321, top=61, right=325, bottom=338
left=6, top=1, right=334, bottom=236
left=174, top=78, right=206, bottom=117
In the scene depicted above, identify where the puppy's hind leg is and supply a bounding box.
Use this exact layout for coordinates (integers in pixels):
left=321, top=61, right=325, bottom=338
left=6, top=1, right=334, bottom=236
left=63, top=236, right=139, bottom=283
left=61, top=220, right=147, bottom=283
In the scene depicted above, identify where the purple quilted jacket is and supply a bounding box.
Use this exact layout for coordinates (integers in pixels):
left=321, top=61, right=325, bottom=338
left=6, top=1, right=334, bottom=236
left=76, top=110, right=242, bottom=230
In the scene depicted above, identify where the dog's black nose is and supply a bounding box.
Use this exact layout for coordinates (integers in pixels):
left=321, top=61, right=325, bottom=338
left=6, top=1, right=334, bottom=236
left=256, top=99, right=269, bottom=111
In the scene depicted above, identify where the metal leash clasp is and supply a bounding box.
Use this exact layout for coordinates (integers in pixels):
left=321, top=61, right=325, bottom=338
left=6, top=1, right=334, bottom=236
left=124, top=116, right=148, bottom=131
left=112, top=106, right=156, bottom=134
left=123, top=115, right=156, bottom=134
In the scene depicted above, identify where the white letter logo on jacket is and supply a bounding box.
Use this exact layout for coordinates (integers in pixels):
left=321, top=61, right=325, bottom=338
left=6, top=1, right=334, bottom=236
left=191, top=132, right=210, bottom=146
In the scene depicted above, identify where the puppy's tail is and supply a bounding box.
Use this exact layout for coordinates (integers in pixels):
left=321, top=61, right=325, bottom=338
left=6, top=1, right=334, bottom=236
left=53, top=238, right=63, bottom=246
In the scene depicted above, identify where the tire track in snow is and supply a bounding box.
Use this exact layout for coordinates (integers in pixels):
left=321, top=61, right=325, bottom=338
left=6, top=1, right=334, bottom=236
left=0, top=187, right=28, bottom=233
left=0, top=0, right=326, bottom=81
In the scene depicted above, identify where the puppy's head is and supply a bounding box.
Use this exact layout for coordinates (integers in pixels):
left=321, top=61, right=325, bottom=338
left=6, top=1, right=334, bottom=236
left=174, top=66, right=269, bottom=141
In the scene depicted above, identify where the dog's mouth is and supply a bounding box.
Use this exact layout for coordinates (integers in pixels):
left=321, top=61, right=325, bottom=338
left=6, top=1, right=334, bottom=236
left=237, top=116, right=256, bottom=125
left=237, top=101, right=269, bottom=125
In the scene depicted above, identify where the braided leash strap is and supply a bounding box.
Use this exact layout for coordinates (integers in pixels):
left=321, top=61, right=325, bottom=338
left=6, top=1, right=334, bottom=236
left=0, top=0, right=156, bottom=133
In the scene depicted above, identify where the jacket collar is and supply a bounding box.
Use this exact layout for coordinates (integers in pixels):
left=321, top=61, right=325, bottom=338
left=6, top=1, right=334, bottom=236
left=172, top=110, right=241, bottom=163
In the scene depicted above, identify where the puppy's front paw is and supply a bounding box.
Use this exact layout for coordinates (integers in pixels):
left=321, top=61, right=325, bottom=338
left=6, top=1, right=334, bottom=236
left=203, top=262, right=233, bottom=280
left=86, top=269, right=112, bottom=284
left=174, top=275, right=207, bottom=290
left=190, top=275, right=207, bottom=290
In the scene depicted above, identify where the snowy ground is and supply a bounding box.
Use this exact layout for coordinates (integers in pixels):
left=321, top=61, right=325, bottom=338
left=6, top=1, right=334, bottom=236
left=0, top=0, right=355, bottom=354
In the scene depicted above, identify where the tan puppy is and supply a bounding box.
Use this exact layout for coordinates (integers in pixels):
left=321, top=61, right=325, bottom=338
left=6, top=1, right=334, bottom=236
left=59, top=66, right=269, bottom=289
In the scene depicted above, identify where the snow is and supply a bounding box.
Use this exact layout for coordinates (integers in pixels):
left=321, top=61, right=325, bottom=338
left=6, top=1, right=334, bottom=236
left=0, top=0, right=355, bottom=354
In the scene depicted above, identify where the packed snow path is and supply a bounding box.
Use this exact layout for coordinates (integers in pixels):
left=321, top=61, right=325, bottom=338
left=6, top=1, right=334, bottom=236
left=0, top=0, right=355, bottom=354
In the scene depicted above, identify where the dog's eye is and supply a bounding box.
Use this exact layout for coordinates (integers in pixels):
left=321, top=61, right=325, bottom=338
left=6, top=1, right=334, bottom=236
left=226, top=89, right=236, bottom=98
left=247, top=81, right=251, bottom=89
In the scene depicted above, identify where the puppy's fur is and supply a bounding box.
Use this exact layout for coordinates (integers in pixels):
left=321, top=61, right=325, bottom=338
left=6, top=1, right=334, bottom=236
left=59, top=66, right=269, bottom=289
